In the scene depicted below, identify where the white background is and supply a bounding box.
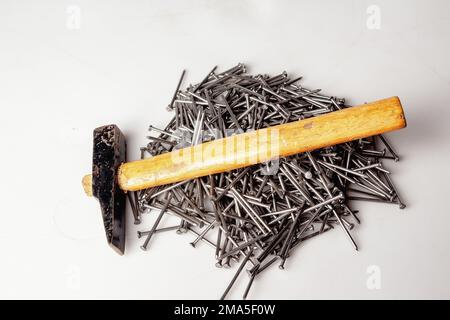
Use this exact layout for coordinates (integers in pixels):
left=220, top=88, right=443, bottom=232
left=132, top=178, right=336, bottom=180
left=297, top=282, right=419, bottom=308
left=1, top=0, right=449, bottom=299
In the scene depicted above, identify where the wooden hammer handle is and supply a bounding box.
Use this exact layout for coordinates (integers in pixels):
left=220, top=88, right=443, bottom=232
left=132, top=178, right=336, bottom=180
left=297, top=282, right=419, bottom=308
left=115, top=96, right=405, bottom=192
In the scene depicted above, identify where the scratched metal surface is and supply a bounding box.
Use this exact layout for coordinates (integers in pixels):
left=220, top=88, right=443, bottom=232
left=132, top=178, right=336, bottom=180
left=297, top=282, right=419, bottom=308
left=0, top=0, right=449, bottom=299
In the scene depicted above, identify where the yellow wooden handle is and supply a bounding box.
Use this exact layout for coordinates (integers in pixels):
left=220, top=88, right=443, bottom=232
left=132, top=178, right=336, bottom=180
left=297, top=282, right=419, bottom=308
left=82, top=174, right=93, bottom=196
left=115, top=96, right=405, bottom=191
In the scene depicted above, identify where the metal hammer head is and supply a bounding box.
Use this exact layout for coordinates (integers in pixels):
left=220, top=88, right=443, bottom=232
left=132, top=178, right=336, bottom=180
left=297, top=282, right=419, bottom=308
left=86, top=125, right=127, bottom=255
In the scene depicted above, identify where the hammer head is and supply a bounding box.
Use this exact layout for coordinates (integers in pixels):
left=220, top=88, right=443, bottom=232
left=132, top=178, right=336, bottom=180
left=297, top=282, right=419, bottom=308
left=92, top=125, right=127, bottom=255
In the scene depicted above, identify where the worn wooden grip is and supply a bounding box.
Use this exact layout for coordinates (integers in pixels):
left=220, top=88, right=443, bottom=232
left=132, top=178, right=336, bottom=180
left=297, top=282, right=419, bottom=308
left=118, top=96, right=406, bottom=191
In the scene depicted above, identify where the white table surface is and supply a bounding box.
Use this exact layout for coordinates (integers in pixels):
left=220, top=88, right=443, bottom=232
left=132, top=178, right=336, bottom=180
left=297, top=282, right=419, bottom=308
left=1, top=0, right=449, bottom=299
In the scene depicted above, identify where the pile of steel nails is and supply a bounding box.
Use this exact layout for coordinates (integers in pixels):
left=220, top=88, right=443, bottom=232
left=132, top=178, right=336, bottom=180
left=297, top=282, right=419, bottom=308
left=128, top=64, right=405, bottom=299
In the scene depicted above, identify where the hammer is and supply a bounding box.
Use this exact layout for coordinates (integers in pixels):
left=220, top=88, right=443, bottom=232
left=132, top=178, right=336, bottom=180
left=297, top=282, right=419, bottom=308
left=82, top=96, right=406, bottom=254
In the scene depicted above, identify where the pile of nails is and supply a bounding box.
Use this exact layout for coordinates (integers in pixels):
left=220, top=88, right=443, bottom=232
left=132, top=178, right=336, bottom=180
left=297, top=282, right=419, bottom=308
left=128, top=63, right=405, bottom=300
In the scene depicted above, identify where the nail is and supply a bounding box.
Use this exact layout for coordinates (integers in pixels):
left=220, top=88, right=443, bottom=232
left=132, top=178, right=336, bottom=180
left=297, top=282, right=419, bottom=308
left=141, top=193, right=173, bottom=251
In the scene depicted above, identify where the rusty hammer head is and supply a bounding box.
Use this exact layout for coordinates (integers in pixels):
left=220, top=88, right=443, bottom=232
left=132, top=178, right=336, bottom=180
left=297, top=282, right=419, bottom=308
left=82, top=125, right=127, bottom=255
